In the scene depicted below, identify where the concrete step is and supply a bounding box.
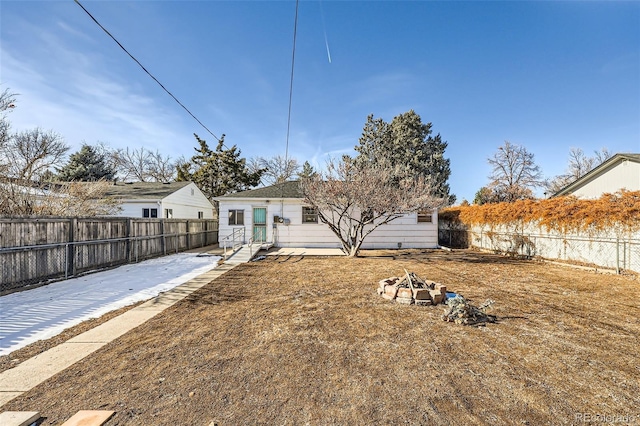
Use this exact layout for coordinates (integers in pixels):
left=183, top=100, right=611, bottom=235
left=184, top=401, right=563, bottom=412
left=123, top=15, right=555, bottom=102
left=60, top=410, right=115, bottom=426
left=225, top=243, right=272, bottom=263
left=0, top=411, right=40, bottom=426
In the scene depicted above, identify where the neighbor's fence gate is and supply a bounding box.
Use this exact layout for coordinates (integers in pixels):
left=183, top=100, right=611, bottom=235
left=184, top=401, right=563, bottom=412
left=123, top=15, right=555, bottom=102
left=438, top=228, right=640, bottom=274
left=0, top=217, right=219, bottom=294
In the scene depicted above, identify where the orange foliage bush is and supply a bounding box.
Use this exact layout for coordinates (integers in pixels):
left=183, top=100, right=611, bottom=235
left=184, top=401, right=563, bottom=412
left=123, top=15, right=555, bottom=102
left=440, top=190, right=640, bottom=236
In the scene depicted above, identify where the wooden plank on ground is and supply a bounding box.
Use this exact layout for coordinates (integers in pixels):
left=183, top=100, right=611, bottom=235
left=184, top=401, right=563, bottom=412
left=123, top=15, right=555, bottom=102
left=60, top=410, right=115, bottom=426
left=0, top=411, right=40, bottom=426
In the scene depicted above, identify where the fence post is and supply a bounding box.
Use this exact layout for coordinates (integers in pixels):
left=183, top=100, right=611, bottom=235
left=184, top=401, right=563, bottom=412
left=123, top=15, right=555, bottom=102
left=64, top=242, right=69, bottom=280
left=186, top=220, right=191, bottom=250
left=616, top=238, right=620, bottom=274
left=126, top=219, right=133, bottom=263
left=67, top=218, right=76, bottom=277
left=160, top=219, right=166, bottom=256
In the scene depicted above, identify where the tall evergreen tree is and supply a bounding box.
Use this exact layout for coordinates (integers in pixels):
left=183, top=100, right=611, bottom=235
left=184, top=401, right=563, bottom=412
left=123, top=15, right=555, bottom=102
left=354, top=110, right=454, bottom=204
left=57, top=143, right=114, bottom=182
left=176, top=134, right=263, bottom=199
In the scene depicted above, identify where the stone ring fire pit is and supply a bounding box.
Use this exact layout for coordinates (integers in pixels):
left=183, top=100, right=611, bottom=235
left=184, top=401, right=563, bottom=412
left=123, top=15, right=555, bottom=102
left=377, top=270, right=447, bottom=305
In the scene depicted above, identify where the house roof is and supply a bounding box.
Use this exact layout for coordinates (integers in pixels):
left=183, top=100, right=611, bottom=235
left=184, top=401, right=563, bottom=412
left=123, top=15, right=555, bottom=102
left=553, top=153, right=640, bottom=197
left=102, top=181, right=192, bottom=200
left=217, top=180, right=303, bottom=199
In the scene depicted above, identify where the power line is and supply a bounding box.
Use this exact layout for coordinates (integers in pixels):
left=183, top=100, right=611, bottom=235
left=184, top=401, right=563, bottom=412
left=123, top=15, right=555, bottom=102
left=73, top=0, right=223, bottom=144
left=284, top=0, right=299, bottom=167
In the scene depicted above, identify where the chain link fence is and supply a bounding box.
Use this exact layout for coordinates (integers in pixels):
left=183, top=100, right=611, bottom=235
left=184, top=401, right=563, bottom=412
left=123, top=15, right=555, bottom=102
left=439, top=228, right=640, bottom=274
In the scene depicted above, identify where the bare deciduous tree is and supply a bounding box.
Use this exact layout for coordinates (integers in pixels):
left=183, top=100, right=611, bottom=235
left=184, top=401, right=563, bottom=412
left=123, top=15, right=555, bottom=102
left=114, top=147, right=176, bottom=182
left=0, top=89, right=16, bottom=157
left=2, top=128, right=69, bottom=183
left=0, top=89, right=119, bottom=216
left=0, top=180, right=121, bottom=216
left=301, top=157, right=445, bottom=256
left=37, top=180, right=122, bottom=216
left=114, top=147, right=151, bottom=181
left=147, top=150, right=176, bottom=182
left=252, top=155, right=299, bottom=186
left=546, top=147, right=614, bottom=194
left=487, top=141, right=542, bottom=202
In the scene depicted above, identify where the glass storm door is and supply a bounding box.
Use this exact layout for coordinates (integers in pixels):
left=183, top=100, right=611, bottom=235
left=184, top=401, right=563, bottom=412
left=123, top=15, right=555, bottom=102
left=253, top=207, right=267, bottom=242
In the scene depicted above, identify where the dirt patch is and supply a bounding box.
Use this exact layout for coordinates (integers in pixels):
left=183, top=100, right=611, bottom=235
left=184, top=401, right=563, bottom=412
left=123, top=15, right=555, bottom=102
left=2, top=250, right=639, bottom=425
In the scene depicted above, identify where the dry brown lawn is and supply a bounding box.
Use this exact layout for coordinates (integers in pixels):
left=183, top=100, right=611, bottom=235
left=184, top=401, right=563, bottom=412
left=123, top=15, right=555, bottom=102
left=2, top=250, right=639, bottom=425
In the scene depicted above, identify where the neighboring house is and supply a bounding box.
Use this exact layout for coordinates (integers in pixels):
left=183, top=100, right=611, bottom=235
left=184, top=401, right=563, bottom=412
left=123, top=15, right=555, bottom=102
left=216, top=181, right=438, bottom=249
left=553, top=153, right=640, bottom=199
left=103, top=181, right=215, bottom=219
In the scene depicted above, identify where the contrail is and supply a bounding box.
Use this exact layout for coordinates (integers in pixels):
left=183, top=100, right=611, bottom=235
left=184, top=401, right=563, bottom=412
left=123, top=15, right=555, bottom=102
left=319, top=0, right=332, bottom=63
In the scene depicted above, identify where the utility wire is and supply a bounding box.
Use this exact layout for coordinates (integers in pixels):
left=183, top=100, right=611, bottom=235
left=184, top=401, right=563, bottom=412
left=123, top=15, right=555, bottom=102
left=278, top=0, right=299, bottom=209
left=284, top=0, right=299, bottom=167
left=74, top=0, right=223, bottom=144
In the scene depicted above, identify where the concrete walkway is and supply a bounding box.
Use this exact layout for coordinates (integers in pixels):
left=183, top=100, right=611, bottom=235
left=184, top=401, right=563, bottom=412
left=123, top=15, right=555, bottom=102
left=0, top=262, right=237, bottom=408
left=263, top=247, right=345, bottom=256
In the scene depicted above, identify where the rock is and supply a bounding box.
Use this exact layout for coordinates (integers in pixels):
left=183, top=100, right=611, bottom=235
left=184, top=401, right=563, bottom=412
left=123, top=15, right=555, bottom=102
left=382, top=285, right=399, bottom=300
left=412, top=288, right=430, bottom=300
left=397, top=287, right=413, bottom=299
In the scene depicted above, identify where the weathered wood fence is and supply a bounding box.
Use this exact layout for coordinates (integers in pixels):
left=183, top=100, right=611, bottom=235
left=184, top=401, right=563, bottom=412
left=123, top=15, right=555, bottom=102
left=0, top=217, right=218, bottom=294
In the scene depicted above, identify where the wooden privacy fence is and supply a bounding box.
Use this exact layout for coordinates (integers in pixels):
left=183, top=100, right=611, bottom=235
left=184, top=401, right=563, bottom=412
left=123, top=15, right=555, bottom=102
left=0, top=217, right=219, bottom=294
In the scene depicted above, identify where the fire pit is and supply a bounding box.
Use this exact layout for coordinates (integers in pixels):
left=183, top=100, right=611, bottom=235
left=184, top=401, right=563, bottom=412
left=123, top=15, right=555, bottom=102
left=376, top=270, right=447, bottom=305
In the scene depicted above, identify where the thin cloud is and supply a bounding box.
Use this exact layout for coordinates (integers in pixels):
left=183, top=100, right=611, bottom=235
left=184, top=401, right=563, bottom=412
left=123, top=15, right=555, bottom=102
left=56, top=20, right=94, bottom=42
left=351, top=70, right=420, bottom=107
left=2, top=34, right=193, bottom=159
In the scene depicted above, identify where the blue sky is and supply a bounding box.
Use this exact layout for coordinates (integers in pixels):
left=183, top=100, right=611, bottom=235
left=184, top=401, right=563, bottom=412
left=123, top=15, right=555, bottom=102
left=1, top=1, right=638, bottom=202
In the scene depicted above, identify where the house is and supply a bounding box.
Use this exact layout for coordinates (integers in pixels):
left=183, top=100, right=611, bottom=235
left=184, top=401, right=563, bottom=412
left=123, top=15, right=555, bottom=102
left=216, top=181, right=438, bottom=249
left=103, top=181, right=215, bottom=219
left=553, top=153, right=640, bottom=198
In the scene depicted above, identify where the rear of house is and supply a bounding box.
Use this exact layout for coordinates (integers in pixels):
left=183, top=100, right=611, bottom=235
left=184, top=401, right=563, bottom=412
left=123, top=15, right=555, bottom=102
left=104, top=181, right=215, bottom=219
left=217, top=181, right=438, bottom=249
left=553, top=153, right=640, bottom=199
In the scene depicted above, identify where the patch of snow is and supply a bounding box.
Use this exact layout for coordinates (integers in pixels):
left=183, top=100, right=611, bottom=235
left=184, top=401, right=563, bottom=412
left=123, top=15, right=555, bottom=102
left=0, top=253, right=220, bottom=356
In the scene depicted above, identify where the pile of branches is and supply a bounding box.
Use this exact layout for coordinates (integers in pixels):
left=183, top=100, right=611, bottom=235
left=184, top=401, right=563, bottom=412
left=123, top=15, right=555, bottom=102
left=442, top=296, right=496, bottom=326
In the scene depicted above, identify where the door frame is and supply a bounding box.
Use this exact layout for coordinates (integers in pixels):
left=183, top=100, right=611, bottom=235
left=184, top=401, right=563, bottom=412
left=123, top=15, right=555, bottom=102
left=252, top=206, right=268, bottom=242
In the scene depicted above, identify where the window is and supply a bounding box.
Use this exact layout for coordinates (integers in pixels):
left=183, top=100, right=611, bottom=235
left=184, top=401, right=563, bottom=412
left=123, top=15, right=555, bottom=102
left=302, top=206, right=318, bottom=224
left=228, top=209, right=244, bottom=225
left=198, top=211, right=204, bottom=219
left=417, top=210, right=432, bottom=223
left=143, top=208, right=158, bottom=218
left=165, top=209, right=173, bottom=219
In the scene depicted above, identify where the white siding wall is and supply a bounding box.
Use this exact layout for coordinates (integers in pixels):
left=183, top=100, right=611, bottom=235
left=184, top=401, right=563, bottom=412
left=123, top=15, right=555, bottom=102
left=218, top=198, right=438, bottom=249
left=218, top=201, right=275, bottom=244
left=162, top=183, right=215, bottom=219
left=572, top=160, right=640, bottom=199
left=111, top=183, right=214, bottom=218
left=117, top=202, right=161, bottom=218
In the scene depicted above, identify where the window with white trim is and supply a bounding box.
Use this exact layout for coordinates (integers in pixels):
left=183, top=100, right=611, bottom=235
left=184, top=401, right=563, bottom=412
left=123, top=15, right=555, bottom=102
left=228, top=209, right=244, bottom=225
left=165, top=208, right=173, bottom=219
left=302, top=206, right=318, bottom=223
left=143, top=208, right=158, bottom=218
